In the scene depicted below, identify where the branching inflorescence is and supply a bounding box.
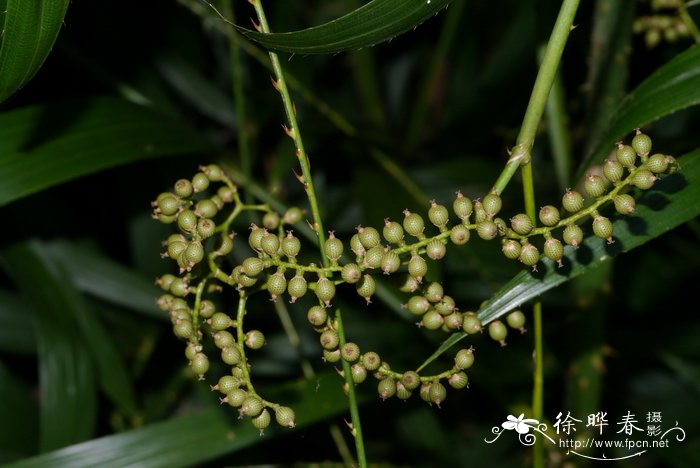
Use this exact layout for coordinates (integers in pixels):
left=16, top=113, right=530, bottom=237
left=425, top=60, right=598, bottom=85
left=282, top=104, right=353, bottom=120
left=151, top=129, right=677, bottom=434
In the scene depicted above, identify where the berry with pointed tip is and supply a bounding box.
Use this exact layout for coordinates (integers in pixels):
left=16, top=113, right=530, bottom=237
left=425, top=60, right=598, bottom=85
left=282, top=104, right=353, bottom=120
left=449, top=371, right=469, bottom=389
left=421, top=310, right=444, bottom=330
left=450, top=224, right=470, bottom=245
left=539, top=205, right=560, bottom=226
left=156, top=193, right=180, bottom=216
left=252, top=408, right=271, bottom=433
left=174, top=179, right=194, bottom=198
left=543, top=238, right=564, bottom=266
left=632, top=130, right=652, bottom=156
left=424, top=282, right=444, bottom=303
left=646, top=153, right=669, bottom=173
left=510, top=213, right=533, bottom=235
left=461, top=313, right=482, bottom=335
left=173, top=320, right=194, bottom=339
left=324, top=232, right=344, bottom=262
left=281, top=231, right=301, bottom=259
left=262, top=212, right=280, bottom=230
left=614, top=194, right=636, bottom=214
left=215, top=375, right=240, bottom=395
left=357, top=226, right=381, bottom=249
left=260, top=232, right=281, bottom=257
left=209, top=312, right=233, bottom=331
left=426, top=239, right=446, bottom=260
left=592, top=216, right=614, bottom=243
left=429, top=381, right=447, bottom=407
left=482, top=193, right=502, bottom=217
left=184, top=241, right=204, bottom=266
left=214, top=233, right=233, bottom=256
left=378, top=378, right=397, bottom=400
left=395, top=381, right=412, bottom=400
left=363, top=245, right=384, bottom=269
left=488, top=320, right=508, bottom=346
left=632, top=169, right=657, bottom=189
left=191, top=352, right=209, bottom=377
left=221, top=346, right=242, bottom=365
left=287, top=274, right=308, bottom=302
left=383, top=219, right=404, bottom=244
left=428, top=201, right=450, bottom=227
left=506, top=310, right=526, bottom=332
left=603, top=159, right=625, bottom=183
left=196, top=218, right=216, bottom=238
left=275, top=406, right=296, bottom=428
left=518, top=243, right=539, bottom=268
left=224, top=388, right=247, bottom=408
left=403, top=210, right=425, bottom=237
left=356, top=274, right=376, bottom=304
left=350, top=234, right=365, bottom=257
left=562, top=190, right=585, bottom=213
left=616, top=144, right=637, bottom=167
left=406, top=295, right=430, bottom=315
left=584, top=174, right=607, bottom=198
left=435, top=295, right=456, bottom=315
left=323, top=349, right=341, bottom=362
left=240, top=396, right=264, bottom=417
left=473, top=200, right=487, bottom=223
left=501, top=239, right=522, bottom=259
left=283, top=207, right=303, bottom=225
left=248, top=225, right=266, bottom=252
left=341, top=263, right=362, bottom=284
left=380, top=250, right=401, bottom=274
left=444, top=311, right=463, bottom=330
left=351, top=363, right=367, bottom=384
left=241, top=257, right=265, bottom=277
left=177, top=210, right=197, bottom=233
left=213, top=330, right=235, bottom=349
left=267, top=271, right=287, bottom=299
left=476, top=220, right=498, bottom=240
left=454, top=347, right=475, bottom=369
left=408, top=255, right=428, bottom=282
left=315, top=277, right=336, bottom=307
left=453, top=192, right=473, bottom=221
left=563, top=224, right=584, bottom=248
left=195, top=199, right=218, bottom=218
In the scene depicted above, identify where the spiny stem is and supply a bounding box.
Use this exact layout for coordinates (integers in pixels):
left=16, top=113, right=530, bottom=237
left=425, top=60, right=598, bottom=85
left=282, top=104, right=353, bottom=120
left=491, top=0, right=581, bottom=195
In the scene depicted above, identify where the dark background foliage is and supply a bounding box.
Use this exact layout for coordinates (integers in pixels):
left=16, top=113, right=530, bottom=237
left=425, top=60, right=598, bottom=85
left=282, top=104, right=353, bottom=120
left=1, top=1, right=699, bottom=466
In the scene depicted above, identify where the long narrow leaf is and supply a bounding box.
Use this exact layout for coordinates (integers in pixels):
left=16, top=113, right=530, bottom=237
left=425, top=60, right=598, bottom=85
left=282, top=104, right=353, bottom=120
left=232, top=0, right=452, bottom=54
left=0, top=96, right=216, bottom=206
left=0, top=0, right=70, bottom=103
left=1, top=240, right=97, bottom=452
left=0, top=290, right=36, bottom=354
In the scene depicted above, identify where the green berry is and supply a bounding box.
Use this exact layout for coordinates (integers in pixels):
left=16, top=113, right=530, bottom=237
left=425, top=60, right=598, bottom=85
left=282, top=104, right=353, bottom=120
left=341, top=342, right=361, bottom=362
left=429, top=381, right=447, bottom=407
left=209, top=312, right=233, bottom=331
left=215, top=375, right=239, bottom=394
left=501, top=239, right=521, bottom=260
left=173, top=319, right=194, bottom=339
left=592, top=216, right=614, bottom=243
left=488, top=320, right=508, bottom=346
left=248, top=224, right=266, bottom=252
left=450, top=224, right=470, bottom=245
left=383, top=219, right=404, bottom=244
left=538, top=205, right=560, bottom=227
left=614, top=194, right=636, bottom=215
left=543, top=238, right=564, bottom=266
left=452, top=192, right=473, bottom=221
left=324, top=232, right=344, bottom=262
left=323, top=349, right=341, bottom=362
left=260, top=232, right=281, bottom=257
left=190, top=352, right=209, bottom=377
left=616, top=144, right=637, bottom=167
left=395, top=382, right=412, bottom=400
left=156, top=194, right=180, bottom=216
left=221, top=346, right=241, bottom=365
left=363, top=245, right=385, bottom=269
left=424, top=282, right=444, bottom=302
left=195, top=199, right=218, bottom=218
left=177, top=210, right=197, bottom=233
left=350, top=234, right=365, bottom=257
left=315, top=277, right=336, bottom=307
left=240, top=396, right=264, bottom=417
left=283, top=207, right=304, bottom=225
left=196, top=218, right=216, bottom=239
left=420, top=383, right=432, bottom=403
left=421, top=310, right=444, bottom=330
left=174, top=179, right=193, bottom=198
left=506, top=310, right=526, bottom=331
left=518, top=243, right=539, bottom=268
left=563, top=224, right=584, bottom=248
left=245, top=330, right=265, bottom=349
left=448, top=371, right=469, bottom=389
left=408, top=255, right=428, bottom=282
left=320, top=329, right=339, bottom=350
left=191, top=173, right=210, bottom=193
left=213, top=330, right=235, bottom=348
left=454, top=347, right=475, bottom=369
left=241, top=257, right=265, bottom=277
left=646, top=153, right=669, bottom=173
left=435, top=295, right=456, bottom=315
left=603, top=159, right=625, bottom=183
left=351, top=363, right=367, bottom=384
left=401, top=371, right=421, bottom=390
left=169, top=277, right=189, bottom=297
left=287, top=274, right=308, bottom=302
left=275, top=406, right=296, bottom=428
left=380, top=250, right=401, bottom=274
left=201, top=164, right=224, bottom=182
left=473, top=200, right=487, bottom=223
left=632, top=169, right=657, bottom=189
left=461, top=313, right=482, bottom=335
left=267, top=271, right=288, bottom=299
left=341, top=263, right=362, bottom=284
left=510, top=213, right=533, bottom=235
left=403, top=210, right=425, bottom=237
left=378, top=378, right=397, bottom=400
left=252, top=408, right=271, bottom=432
left=361, top=352, right=381, bottom=371
left=357, top=226, right=381, bottom=249
left=482, top=193, right=502, bottom=217
left=307, top=305, right=327, bottom=327
left=184, top=241, right=204, bottom=266
left=584, top=174, right=607, bottom=198
left=426, top=239, right=446, bottom=260
left=281, top=231, right=301, bottom=259
left=262, top=211, right=280, bottom=230
left=632, top=130, right=652, bottom=156
left=224, top=388, right=247, bottom=408
left=406, top=295, right=430, bottom=315
left=562, top=190, right=585, bottom=213
left=214, top=233, right=233, bottom=256
left=428, top=200, right=450, bottom=227
left=476, top=220, right=498, bottom=240
left=354, top=274, right=375, bottom=304
left=444, top=312, right=463, bottom=330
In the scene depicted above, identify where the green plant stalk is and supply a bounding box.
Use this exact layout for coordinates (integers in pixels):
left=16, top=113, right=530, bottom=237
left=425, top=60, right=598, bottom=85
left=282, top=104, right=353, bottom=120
left=679, top=0, right=700, bottom=42
left=221, top=1, right=254, bottom=205
left=250, top=2, right=366, bottom=464
left=531, top=301, right=545, bottom=468
left=491, top=0, right=581, bottom=195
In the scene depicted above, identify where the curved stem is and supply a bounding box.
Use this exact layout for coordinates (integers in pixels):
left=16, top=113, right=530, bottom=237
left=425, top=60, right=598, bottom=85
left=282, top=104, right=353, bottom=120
left=679, top=1, right=700, bottom=43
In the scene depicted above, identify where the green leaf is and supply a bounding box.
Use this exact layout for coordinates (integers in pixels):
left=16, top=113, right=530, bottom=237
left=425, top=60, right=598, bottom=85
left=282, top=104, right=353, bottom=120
left=46, top=240, right=165, bottom=321
left=232, top=0, right=452, bottom=54
left=6, top=372, right=357, bottom=467
left=0, top=96, right=216, bottom=206
left=0, top=361, right=39, bottom=462
left=579, top=43, right=700, bottom=178
left=1, top=240, right=97, bottom=452
left=0, top=0, right=70, bottom=103
left=420, top=150, right=700, bottom=367
left=0, top=290, right=36, bottom=354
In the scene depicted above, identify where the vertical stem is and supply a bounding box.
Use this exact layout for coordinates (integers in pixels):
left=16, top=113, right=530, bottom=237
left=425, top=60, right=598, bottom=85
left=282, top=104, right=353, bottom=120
left=490, top=0, right=581, bottom=195
left=531, top=301, right=545, bottom=468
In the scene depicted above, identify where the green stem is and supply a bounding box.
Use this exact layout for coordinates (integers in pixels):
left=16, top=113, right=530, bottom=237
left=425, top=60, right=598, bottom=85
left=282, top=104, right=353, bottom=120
left=679, top=0, right=700, bottom=42
left=532, top=302, right=544, bottom=468
left=491, top=0, right=581, bottom=195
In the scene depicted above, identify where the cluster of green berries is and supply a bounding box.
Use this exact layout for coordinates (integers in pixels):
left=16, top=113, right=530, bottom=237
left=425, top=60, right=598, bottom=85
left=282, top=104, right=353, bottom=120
left=151, top=130, right=677, bottom=423
left=633, top=0, right=692, bottom=48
